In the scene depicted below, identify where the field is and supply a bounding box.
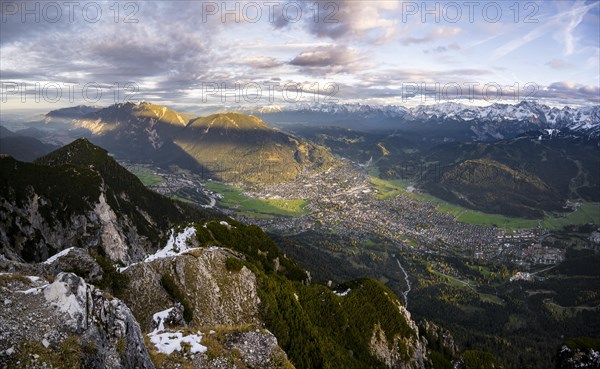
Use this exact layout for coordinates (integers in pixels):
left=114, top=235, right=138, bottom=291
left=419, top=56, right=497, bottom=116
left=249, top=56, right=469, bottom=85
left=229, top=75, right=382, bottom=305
left=370, top=176, right=412, bottom=200
left=128, top=165, right=165, bottom=186
left=205, top=181, right=309, bottom=218
left=371, top=176, right=600, bottom=230
left=540, top=202, right=600, bottom=229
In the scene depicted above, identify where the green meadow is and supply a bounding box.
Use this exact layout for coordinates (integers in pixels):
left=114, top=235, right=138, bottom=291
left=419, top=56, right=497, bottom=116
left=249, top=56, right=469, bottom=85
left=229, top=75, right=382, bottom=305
left=129, top=165, right=165, bottom=186
left=205, top=181, right=309, bottom=218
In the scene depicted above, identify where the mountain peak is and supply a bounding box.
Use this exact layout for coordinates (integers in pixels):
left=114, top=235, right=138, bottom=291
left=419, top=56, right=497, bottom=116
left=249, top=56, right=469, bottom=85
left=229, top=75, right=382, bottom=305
left=83, top=102, right=194, bottom=128
left=189, top=112, right=270, bottom=130
left=34, top=137, right=111, bottom=168
left=46, top=105, right=101, bottom=119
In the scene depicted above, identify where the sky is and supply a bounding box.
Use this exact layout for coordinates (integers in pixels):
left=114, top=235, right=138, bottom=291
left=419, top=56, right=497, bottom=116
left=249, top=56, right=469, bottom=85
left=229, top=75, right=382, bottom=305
left=1, top=0, right=599, bottom=112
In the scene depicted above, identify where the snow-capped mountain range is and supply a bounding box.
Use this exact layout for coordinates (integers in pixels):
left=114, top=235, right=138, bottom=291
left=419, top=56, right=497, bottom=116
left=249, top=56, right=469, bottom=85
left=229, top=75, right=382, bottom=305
left=235, top=100, right=600, bottom=137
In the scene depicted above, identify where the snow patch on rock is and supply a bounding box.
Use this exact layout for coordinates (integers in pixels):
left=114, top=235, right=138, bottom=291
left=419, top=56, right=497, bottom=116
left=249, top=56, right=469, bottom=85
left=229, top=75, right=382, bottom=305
left=148, top=331, right=206, bottom=355
left=43, top=273, right=87, bottom=328
left=151, top=307, right=174, bottom=333
left=43, top=247, right=75, bottom=265
left=147, top=306, right=207, bottom=355
left=145, top=226, right=196, bottom=263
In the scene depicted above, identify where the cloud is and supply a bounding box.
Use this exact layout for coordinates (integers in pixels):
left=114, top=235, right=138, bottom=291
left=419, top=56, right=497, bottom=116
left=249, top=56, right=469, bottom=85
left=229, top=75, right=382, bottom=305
left=308, top=80, right=600, bottom=105
left=547, top=81, right=599, bottom=97
left=289, top=45, right=365, bottom=74
left=503, top=81, right=600, bottom=104
left=358, top=68, right=492, bottom=87
left=561, top=1, right=589, bottom=55
left=1, top=0, right=598, bottom=109
left=241, top=56, right=284, bottom=69
left=400, top=27, right=461, bottom=45
left=424, top=43, right=461, bottom=54
left=290, top=45, right=357, bottom=67
left=493, top=1, right=598, bottom=59
left=273, top=0, right=399, bottom=43
left=0, top=1, right=227, bottom=100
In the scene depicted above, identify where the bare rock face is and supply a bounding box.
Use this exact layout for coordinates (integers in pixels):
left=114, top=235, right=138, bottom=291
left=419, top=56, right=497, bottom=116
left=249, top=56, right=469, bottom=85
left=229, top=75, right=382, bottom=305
left=91, top=192, right=131, bottom=263
left=0, top=193, right=100, bottom=262
left=369, top=302, right=428, bottom=369
left=0, top=189, right=150, bottom=265
left=0, top=272, right=154, bottom=369
left=123, top=247, right=261, bottom=332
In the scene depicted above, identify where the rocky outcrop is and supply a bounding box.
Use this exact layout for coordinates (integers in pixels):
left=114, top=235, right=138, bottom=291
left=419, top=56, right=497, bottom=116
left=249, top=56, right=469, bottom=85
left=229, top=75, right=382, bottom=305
left=42, top=247, right=104, bottom=283
left=0, top=272, right=154, bottom=369
left=0, top=243, right=294, bottom=369
left=123, top=247, right=261, bottom=332
left=193, top=328, right=293, bottom=369
left=0, top=248, right=104, bottom=284
left=120, top=243, right=295, bottom=369
left=369, top=301, right=428, bottom=369
left=145, top=324, right=293, bottom=369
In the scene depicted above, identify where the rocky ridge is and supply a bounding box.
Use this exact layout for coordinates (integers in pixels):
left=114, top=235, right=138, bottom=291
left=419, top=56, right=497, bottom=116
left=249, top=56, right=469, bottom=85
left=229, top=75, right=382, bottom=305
left=0, top=271, right=154, bottom=369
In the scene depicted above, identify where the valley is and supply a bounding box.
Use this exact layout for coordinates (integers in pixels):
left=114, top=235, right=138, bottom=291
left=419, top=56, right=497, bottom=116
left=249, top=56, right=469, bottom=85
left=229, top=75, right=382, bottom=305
left=118, top=146, right=599, bottom=368
left=126, top=155, right=595, bottom=266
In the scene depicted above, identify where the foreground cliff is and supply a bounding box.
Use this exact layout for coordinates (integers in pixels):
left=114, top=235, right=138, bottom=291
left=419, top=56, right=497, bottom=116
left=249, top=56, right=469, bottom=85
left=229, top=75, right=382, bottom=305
left=0, top=230, right=294, bottom=369
left=0, top=271, right=153, bottom=369
left=0, top=221, right=436, bottom=369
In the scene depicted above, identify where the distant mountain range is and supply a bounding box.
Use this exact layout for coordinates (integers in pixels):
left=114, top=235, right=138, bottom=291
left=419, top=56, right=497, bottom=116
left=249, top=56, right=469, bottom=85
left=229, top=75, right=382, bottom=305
left=36, top=100, right=600, bottom=142
left=2, top=100, right=597, bottom=218
left=236, top=100, right=600, bottom=139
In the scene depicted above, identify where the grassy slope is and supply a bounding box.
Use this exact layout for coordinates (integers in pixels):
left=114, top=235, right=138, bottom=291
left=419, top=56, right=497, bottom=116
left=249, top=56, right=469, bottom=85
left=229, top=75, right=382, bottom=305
left=128, top=165, right=165, bottom=186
